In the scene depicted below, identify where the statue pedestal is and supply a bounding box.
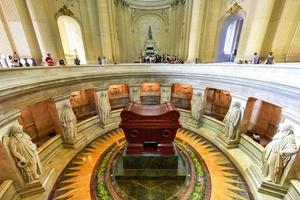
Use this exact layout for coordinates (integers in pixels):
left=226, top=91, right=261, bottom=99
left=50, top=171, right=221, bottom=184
left=62, top=134, right=86, bottom=149
left=216, top=134, right=239, bottom=149
left=18, top=168, right=55, bottom=198
left=114, top=146, right=186, bottom=179
left=99, top=120, right=115, bottom=129
left=246, top=165, right=288, bottom=198
left=184, top=118, right=200, bottom=129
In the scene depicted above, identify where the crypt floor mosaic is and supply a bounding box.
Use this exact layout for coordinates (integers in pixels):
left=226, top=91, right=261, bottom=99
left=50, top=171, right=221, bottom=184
left=49, top=129, right=254, bottom=200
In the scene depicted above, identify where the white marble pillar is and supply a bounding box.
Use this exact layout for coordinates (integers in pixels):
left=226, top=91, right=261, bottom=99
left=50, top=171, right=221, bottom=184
left=86, top=0, right=103, bottom=62
left=97, top=0, right=114, bottom=63
left=186, top=0, right=206, bottom=63
left=51, top=94, right=86, bottom=149
left=241, top=0, right=275, bottom=59
left=0, top=8, right=13, bottom=55
left=25, top=0, right=59, bottom=61
left=94, top=88, right=112, bottom=127
left=0, top=0, right=42, bottom=61
left=269, top=0, right=300, bottom=62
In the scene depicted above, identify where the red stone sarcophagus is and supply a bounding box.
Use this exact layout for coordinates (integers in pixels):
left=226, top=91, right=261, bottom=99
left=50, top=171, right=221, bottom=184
left=119, top=102, right=181, bottom=155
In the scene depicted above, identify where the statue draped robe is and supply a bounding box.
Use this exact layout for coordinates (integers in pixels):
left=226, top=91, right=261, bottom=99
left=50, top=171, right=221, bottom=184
left=61, top=106, right=77, bottom=141
left=261, top=132, right=297, bottom=183
left=10, top=132, right=42, bottom=182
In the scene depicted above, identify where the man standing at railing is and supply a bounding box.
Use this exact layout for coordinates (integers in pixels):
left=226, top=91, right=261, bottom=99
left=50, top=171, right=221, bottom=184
left=45, top=53, right=54, bottom=66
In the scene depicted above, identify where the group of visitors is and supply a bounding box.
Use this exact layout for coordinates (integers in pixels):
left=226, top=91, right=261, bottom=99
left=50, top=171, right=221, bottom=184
left=45, top=53, right=66, bottom=67
left=238, top=51, right=275, bottom=64
left=0, top=52, right=35, bottom=67
left=44, top=54, right=85, bottom=66
left=139, top=54, right=184, bottom=64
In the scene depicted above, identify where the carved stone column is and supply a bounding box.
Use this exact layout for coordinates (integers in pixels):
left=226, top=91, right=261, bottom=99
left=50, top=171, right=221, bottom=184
left=240, top=0, right=275, bottom=59
left=186, top=0, right=206, bottom=63
left=129, top=84, right=141, bottom=104
left=0, top=0, right=42, bottom=61
left=160, top=84, right=172, bottom=103
left=94, top=87, right=112, bottom=128
left=0, top=110, right=47, bottom=197
left=96, top=0, right=114, bottom=63
left=51, top=94, right=86, bottom=149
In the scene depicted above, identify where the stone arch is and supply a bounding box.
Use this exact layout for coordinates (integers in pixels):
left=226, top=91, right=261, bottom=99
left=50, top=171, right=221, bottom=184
left=216, top=12, right=245, bottom=62
left=56, top=14, right=87, bottom=64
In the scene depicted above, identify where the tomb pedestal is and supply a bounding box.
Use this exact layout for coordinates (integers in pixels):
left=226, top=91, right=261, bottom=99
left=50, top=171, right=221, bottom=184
left=114, top=146, right=186, bottom=179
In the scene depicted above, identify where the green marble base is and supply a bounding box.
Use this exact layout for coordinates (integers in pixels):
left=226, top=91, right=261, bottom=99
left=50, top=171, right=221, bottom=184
left=114, top=146, right=186, bottom=179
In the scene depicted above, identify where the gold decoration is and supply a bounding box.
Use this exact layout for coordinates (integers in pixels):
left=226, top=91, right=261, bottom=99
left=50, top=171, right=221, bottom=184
left=58, top=5, right=74, bottom=16
left=226, top=2, right=242, bottom=15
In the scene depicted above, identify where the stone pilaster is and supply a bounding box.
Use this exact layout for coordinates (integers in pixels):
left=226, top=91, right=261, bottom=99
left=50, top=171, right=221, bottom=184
left=0, top=0, right=42, bottom=61
left=186, top=0, right=206, bottom=63
left=97, top=0, right=114, bottom=63
left=240, top=0, right=275, bottom=59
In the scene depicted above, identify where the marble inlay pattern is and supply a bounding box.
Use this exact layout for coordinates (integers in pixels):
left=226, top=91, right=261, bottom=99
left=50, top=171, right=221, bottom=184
left=49, top=128, right=253, bottom=200
left=176, top=129, right=253, bottom=200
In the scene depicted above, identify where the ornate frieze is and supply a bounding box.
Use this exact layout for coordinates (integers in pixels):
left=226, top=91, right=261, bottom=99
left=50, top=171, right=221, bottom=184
left=57, top=5, right=74, bottom=16
left=226, top=0, right=244, bottom=14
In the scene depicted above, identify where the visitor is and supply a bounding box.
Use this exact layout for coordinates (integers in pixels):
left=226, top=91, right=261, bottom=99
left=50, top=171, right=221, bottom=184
left=74, top=56, right=80, bottom=65
left=59, top=59, right=65, bottom=66
left=195, top=58, right=198, bottom=64
left=45, top=53, right=54, bottom=66
left=97, top=57, right=102, bottom=65
left=9, top=55, right=19, bottom=67
left=251, top=52, right=259, bottom=64
left=101, top=56, right=107, bottom=65
left=265, top=52, right=275, bottom=64
left=252, top=132, right=260, bottom=143
left=12, top=52, right=20, bottom=66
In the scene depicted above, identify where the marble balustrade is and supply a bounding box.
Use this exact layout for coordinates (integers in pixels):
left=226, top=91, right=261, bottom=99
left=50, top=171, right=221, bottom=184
left=0, top=63, right=300, bottom=199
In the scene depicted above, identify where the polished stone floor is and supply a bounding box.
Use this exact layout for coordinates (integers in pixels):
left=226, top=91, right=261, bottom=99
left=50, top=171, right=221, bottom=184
left=49, top=129, right=253, bottom=200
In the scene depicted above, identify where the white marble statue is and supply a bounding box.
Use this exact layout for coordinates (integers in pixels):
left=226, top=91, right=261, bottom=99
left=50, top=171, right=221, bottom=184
left=261, top=124, right=297, bottom=184
left=191, top=92, right=203, bottom=122
left=223, top=101, right=242, bottom=140
left=130, top=87, right=140, bottom=103
left=161, top=87, right=171, bottom=103
left=99, top=91, right=111, bottom=125
left=61, top=103, right=78, bottom=142
left=9, top=124, right=43, bottom=183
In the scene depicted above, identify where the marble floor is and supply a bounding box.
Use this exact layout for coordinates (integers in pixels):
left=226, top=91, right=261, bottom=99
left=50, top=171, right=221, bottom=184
left=49, top=129, right=253, bottom=200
